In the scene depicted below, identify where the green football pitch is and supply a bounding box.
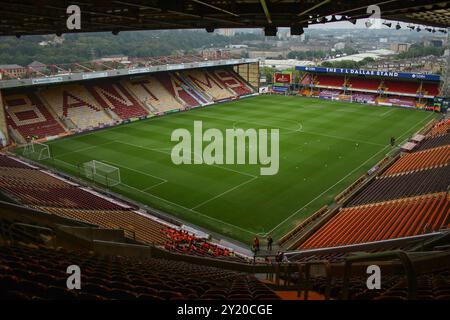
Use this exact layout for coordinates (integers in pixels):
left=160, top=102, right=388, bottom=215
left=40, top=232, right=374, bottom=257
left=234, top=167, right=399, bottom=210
left=18, top=95, right=437, bottom=245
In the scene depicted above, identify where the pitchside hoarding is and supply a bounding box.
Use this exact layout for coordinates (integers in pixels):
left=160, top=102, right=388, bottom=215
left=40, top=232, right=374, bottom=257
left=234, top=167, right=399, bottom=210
left=273, top=72, right=292, bottom=85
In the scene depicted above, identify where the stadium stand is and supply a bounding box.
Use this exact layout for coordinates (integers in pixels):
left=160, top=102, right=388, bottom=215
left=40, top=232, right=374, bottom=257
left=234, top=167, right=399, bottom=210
left=85, top=82, right=149, bottom=120
left=429, top=119, right=450, bottom=136
left=315, top=75, right=345, bottom=88
left=350, top=272, right=450, bottom=300
left=414, top=133, right=450, bottom=152
left=39, top=84, right=114, bottom=130
left=0, top=245, right=275, bottom=300
left=210, top=68, right=254, bottom=96
left=295, top=123, right=450, bottom=251
left=383, top=80, right=420, bottom=95
left=377, top=96, right=417, bottom=107
left=382, top=145, right=449, bottom=176
left=162, top=228, right=242, bottom=260
left=0, top=66, right=255, bottom=145
left=302, top=264, right=450, bottom=300
left=155, top=73, right=201, bottom=108
left=347, top=77, right=381, bottom=91
left=123, top=77, right=184, bottom=113
left=351, top=93, right=377, bottom=103
left=300, top=193, right=449, bottom=249
left=172, top=73, right=210, bottom=104
left=0, top=154, right=244, bottom=260
left=346, top=166, right=450, bottom=207
left=421, top=82, right=440, bottom=97
left=183, top=69, right=234, bottom=101
left=39, top=207, right=167, bottom=245
left=4, top=92, right=66, bottom=140
left=318, top=89, right=341, bottom=99
left=300, top=74, right=313, bottom=86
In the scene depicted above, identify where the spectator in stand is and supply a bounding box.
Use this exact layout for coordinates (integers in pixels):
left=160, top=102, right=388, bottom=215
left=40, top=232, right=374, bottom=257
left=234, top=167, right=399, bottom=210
left=266, top=235, right=273, bottom=252
left=275, top=251, right=285, bottom=263
left=275, top=251, right=281, bottom=263
left=162, top=227, right=237, bottom=259
left=253, top=237, right=260, bottom=254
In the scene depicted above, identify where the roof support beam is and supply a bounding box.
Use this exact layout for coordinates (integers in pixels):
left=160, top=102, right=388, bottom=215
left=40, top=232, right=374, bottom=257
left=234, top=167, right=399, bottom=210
left=260, top=0, right=272, bottom=24
left=191, top=0, right=239, bottom=17
left=298, top=0, right=331, bottom=17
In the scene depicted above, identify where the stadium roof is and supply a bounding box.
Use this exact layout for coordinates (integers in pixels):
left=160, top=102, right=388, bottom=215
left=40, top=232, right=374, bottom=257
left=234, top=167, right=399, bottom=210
left=1, top=0, right=449, bottom=37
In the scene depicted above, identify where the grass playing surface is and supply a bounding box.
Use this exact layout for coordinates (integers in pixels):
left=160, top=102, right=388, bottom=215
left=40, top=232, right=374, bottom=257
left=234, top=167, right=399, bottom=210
left=19, top=96, right=437, bottom=245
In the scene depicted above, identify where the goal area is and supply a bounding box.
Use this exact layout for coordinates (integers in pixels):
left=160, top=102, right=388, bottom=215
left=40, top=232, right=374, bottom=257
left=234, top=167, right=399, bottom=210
left=81, top=160, right=121, bottom=187
left=23, top=142, right=51, bottom=160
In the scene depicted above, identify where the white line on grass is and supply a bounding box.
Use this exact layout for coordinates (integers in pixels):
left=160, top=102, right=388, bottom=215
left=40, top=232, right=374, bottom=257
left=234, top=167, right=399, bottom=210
left=115, top=141, right=258, bottom=179
left=54, top=141, right=116, bottom=159
left=263, top=112, right=437, bottom=237
left=380, top=108, right=396, bottom=117
left=101, top=159, right=167, bottom=183
left=191, top=176, right=258, bottom=210
left=117, top=182, right=258, bottom=236
left=193, top=113, right=384, bottom=147
left=53, top=158, right=79, bottom=169
left=264, top=145, right=391, bottom=237
left=142, top=181, right=168, bottom=191
left=99, top=141, right=261, bottom=236
left=300, top=130, right=386, bottom=147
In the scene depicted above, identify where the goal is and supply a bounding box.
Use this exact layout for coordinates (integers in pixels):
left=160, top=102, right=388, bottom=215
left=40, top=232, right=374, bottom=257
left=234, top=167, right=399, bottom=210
left=23, top=142, right=51, bottom=160
left=81, top=160, right=121, bottom=187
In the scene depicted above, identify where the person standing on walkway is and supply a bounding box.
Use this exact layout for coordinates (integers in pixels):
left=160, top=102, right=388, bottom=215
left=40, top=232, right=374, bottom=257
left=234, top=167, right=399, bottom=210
left=267, top=235, right=273, bottom=251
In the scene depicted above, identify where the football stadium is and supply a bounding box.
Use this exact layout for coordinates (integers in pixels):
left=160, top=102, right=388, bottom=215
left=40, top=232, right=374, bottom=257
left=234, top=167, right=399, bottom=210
left=0, top=0, right=450, bottom=305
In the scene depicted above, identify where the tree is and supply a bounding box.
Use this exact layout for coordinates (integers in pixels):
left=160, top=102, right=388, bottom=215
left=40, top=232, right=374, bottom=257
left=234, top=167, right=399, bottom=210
left=398, top=43, right=444, bottom=59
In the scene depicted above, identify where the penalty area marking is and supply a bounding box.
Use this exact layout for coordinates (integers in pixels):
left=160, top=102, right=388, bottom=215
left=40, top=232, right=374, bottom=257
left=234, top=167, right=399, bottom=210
left=52, top=141, right=117, bottom=159
left=117, top=182, right=259, bottom=237
left=100, top=159, right=168, bottom=188
left=114, top=141, right=257, bottom=179
left=48, top=155, right=259, bottom=236
left=50, top=156, right=259, bottom=237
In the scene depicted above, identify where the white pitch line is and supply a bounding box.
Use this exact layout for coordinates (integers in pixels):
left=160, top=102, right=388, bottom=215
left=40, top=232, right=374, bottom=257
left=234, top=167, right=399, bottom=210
left=264, top=145, right=392, bottom=236
left=101, top=159, right=167, bottom=183
left=191, top=176, right=258, bottom=210
left=300, top=130, right=386, bottom=147
left=54, top=141, right=116, bottom=159
left=264, top=112, right=437, bottom=236
left=193, top=113, right=383, bottom=146
left=142, top=180, right=168, bottom=191
left=381, top=108, right=396, bottom=117
left=118, top=182, right=258, bottom=236
left=116, top=141, right=257, bottom=179
left=53, top=158, right=79, bottom=169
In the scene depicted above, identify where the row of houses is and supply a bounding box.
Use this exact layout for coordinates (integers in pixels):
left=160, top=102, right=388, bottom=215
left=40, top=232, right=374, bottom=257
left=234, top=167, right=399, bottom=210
left=0, top=55, right=129, bottom=80
left=0, top=61, right=47, bottom=79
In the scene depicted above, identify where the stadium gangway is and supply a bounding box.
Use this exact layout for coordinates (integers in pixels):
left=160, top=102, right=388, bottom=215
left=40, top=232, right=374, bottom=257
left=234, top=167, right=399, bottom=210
left=7, top=222, right=56, bottom=247
left=273, top=261, right=332, bottom=300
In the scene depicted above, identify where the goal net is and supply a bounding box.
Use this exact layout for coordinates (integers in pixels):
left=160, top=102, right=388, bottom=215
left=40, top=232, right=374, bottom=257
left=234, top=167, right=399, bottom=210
left=23, top=142, right=51, bottom=160
left=81, top=160, right=121, bottom=187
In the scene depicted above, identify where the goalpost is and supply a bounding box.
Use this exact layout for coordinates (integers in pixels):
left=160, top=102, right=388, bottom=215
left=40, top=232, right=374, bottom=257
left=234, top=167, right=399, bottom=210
left=81, top=160, right=121, bottom=187
left=23, top=141, right=51, bottom=160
